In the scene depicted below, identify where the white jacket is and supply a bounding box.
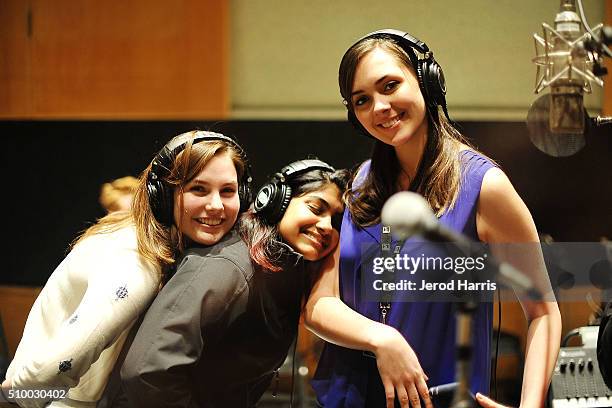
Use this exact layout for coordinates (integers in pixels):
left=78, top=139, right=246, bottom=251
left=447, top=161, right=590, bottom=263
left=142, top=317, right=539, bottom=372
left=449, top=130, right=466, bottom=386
left=6, top=226, right=159, bottom=407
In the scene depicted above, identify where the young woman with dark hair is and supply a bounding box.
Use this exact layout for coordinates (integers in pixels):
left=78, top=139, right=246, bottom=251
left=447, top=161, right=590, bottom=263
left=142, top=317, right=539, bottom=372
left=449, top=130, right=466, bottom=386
left=100, top=159, right=350, bottom=408
left=304, top=30, right=561, bottom=408
left=1, top=130, right=250, bottom=407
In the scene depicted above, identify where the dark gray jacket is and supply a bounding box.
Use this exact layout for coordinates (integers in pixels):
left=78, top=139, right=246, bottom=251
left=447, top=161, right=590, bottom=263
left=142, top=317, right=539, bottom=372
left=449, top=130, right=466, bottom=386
left=99, top=229, right=305, bottom=407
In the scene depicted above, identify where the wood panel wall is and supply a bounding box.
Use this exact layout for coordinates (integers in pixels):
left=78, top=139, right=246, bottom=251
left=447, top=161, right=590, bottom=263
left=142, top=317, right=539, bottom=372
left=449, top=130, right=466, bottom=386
left=0, top=286, right=41, bottom=358
left=0, top=0, right=228, bottom=119
left=0, top=1, right=32, bottom=116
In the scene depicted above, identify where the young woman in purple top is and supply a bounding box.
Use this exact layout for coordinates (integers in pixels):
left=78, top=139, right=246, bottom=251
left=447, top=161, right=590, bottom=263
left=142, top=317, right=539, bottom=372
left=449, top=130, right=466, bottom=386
left=304, top=29, right=561, bottom=408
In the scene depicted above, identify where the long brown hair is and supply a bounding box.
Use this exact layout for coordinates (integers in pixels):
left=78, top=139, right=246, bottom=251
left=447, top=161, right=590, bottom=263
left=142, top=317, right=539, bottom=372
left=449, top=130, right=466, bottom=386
left=75, top=131, right=248, bottom=283
left=339, top=36, right=472, bottom=226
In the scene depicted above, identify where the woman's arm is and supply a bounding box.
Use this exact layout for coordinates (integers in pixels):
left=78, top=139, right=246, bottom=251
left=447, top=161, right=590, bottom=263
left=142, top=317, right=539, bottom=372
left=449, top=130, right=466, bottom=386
left=7, top=240, right=158, bottom=405
left=476, top=168, right=562, bottom=408
left=304, top=245, right=433, bottom=408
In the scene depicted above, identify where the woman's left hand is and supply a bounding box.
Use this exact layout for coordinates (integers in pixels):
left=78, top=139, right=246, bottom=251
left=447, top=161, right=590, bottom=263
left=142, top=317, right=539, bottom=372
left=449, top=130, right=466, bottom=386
left=475, top=393, right=511, bottom=408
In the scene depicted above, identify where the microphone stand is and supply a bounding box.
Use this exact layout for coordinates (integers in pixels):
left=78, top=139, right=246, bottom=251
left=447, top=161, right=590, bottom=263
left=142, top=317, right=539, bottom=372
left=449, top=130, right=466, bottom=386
left=451, top=298, right=479, bottom=408
left=444, top=242, right=540, bottom=408
left=435, top=241, right=480, bottom=408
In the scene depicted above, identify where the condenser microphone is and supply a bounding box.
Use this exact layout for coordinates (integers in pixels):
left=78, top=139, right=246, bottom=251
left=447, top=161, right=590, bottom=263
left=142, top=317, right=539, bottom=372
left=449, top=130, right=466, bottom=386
left=528, top=0, right=606, bottom=157
left=547, top=1, right=588, bottom=135
left=549, top=79, right=585, bottom=135
left=381, top=192, right=540, bottom=299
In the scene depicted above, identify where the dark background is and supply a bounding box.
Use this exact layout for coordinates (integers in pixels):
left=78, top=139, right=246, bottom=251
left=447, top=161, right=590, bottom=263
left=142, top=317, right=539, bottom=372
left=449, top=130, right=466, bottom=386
left=1, top=120, right=610, bottom=286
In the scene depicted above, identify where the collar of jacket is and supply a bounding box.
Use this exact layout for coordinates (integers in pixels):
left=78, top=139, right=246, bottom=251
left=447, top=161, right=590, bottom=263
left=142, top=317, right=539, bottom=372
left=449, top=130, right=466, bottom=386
left=270, top=239, right=304, bottom=271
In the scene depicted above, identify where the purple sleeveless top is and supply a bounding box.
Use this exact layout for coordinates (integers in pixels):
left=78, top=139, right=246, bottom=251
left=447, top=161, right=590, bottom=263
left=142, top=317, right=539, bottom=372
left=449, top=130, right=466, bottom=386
left=312, top=150, right=496, bottom=407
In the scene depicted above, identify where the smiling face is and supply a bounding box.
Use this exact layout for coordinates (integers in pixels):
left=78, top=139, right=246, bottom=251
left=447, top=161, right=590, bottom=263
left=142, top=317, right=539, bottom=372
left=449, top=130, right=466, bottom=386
left=350, top=46, right=428, bottom=147
left=278, top=183, right=344, bottom=261
left=174, top=152, right=240, bottom=246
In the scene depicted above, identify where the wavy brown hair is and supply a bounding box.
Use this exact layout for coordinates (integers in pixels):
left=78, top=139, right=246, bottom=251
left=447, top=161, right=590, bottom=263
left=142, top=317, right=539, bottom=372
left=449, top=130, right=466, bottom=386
left=75, top=131, right=247, bottom=284
left=340, top=36, right=472, bottom=226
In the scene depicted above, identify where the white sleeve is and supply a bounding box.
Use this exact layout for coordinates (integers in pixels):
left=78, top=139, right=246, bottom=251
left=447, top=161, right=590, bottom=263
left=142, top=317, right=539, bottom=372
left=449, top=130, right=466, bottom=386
left=9, top=238, right=158, bottom=403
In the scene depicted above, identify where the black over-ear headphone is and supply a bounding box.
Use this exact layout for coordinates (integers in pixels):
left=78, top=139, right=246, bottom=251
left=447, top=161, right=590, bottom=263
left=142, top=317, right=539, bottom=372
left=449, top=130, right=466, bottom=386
left=147, top=131, right=253, bottom=226
left=343, top=29, right=450, bottom=137
left=253, top=159, right=335, bottom=225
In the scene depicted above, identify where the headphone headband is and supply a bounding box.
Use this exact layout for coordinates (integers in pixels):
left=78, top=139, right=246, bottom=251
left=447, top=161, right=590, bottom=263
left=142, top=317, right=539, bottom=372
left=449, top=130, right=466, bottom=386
left=273, top=159, right=335, bottom=183
left=356, top=29, right=430, bottom=55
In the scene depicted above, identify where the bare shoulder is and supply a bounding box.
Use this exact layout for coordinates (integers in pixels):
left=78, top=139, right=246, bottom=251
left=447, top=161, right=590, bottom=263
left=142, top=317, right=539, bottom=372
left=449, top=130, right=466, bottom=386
left=480, top=167, right=514, bottom=197
left=477, top=167, right=539, bottom=243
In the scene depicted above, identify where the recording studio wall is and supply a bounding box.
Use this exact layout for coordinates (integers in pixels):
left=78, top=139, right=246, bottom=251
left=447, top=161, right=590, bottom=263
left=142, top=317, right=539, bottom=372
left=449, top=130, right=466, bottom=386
left=0, top=119, right=610, bottom=286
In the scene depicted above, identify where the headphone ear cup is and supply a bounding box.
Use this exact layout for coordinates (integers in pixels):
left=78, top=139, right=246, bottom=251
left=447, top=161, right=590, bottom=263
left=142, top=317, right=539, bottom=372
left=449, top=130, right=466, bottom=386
left=274, top=184, right=292, bottom=223
left=420, top=59, right=447, bottom=109
left=238, top=182, right=252, bottom=213
left=253, top=182, right=292, bottom=224
left=147, top=178, right=173, bottom=226
left=254, top=182, right=279, bottom=224
left=416, top=60, right=430, bottom=105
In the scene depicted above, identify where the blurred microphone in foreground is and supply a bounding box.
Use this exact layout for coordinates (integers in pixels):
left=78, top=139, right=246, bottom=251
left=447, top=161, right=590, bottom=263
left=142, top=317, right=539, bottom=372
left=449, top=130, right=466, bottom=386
left=528, top=0, right=611, bottom=157
left=381, top=191, right=541, bottom=300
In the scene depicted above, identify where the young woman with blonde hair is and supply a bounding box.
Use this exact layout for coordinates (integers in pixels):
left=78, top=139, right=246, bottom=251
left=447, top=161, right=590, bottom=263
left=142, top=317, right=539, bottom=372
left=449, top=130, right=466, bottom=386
left=99, top=176, right=139, bottom=214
